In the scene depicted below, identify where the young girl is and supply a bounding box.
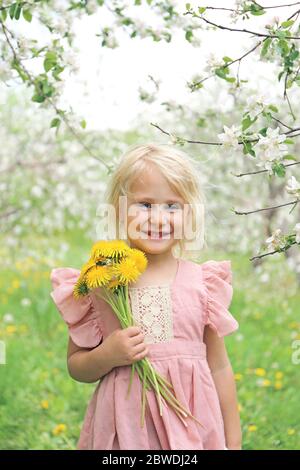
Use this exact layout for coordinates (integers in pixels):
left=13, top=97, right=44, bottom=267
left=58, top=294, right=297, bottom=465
left=50, top=142, right=242, bottom=450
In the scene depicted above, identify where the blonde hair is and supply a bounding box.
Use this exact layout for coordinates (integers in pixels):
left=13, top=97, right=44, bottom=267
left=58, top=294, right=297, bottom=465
left=102, top=142, right=207, bottom=259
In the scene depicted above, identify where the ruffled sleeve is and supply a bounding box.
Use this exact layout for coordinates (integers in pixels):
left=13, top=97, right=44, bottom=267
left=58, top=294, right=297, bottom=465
left=201, top=260, right=239, bottom=337
left=50, top=267, right=103, bottom=348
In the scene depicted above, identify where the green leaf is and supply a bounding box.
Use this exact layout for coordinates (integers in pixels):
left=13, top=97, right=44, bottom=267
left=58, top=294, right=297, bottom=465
left=223, top=56, right=233, bottom=63
left=268, top=104, right=278, bottom=113
left=185, top=30, right=193, bottom=42
left=43, top=52, right=57, bottom=73
left=290, top=49, right=299, bottom=61
left=243, top=141, right=256, bottom=157
left=9, top=3, right=16, bottom=19
left=242, top=116, right=253, bottom=131
left=225, top=76, right=236, bottom=83
left=1, top=8, right=7, bottom=21
left=261, top=37, right=272, bottom=57
left=281, top=20, right=295, bottom=29
left=14, top=3, right=22, bottom=20
left=284, top=139, right=294, bottom=144
left=275, top=30, right=287, bottom=39
left=32, top=94, right=46, bottom=103
left=50, top=118, right=61, bottom=128
left=272, top=162, right=286, bottom=177
left=23, top=9, right=32, bottom=22
left=283, top=154, right=297, bottom=161
left=80, top=119, right=86, bottom=129
left=42, top=81, right=54, bottom=97
left=250, top=10, right=265, bottom=16
left=259, top=127, right=268, bottom=137
left=198, top=7, right=206, bottom=14
left=186, top=3, right=191, bottom=10
left=250, top=4, right=265, bottom=16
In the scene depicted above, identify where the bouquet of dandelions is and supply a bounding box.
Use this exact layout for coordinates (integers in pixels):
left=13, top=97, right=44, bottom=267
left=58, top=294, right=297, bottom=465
left=73, top=239, right=203, bottom=429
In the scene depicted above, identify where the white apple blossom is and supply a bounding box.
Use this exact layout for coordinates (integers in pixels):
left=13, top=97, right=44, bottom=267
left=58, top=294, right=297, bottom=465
left=265, top=228, right=286, bottom=250
left=204, top=53, right=224, bottom=73
left=265, top=16, right=280, bottom=30
left=294, top=223, right=300, bottom=244
left=245, top=93, right=271, bottom=120
left=217, top=124, right=242, bottom=150
left=285, top=176, right=300, bottom=198
left=255, top=127, right=288, bottom=171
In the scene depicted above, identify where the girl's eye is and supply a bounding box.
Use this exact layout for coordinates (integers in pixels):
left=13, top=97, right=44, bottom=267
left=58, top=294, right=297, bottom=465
left=138, top=202, right=152, bottom=209
left=138, top=202, right=180, bottom=210
left=166, top=203, right=181, bottom=210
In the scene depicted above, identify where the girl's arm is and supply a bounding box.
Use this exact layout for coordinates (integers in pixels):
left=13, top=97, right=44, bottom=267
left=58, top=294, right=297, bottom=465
left=67, top=326, right=149, bottom=383
left=67, top=336, right=116, bottom=383
left=203, top=325, right=242, bottom=450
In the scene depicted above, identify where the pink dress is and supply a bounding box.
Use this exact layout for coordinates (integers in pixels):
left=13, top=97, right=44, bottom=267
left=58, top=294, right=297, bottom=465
left=50, top=258, right=239, bottom=450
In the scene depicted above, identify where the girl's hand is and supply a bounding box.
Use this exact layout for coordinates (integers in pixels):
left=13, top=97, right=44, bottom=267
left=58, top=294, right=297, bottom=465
left=103, top=326, right=149, bottom=368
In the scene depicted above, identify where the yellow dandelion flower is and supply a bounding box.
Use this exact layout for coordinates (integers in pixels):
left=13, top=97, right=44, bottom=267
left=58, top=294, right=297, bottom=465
left=287, top=428, right=295, bottom=436
left=248, top=424, right=257, bottom=432
left=106, top=278, right=121, bottom=290
left=274, top=381, right=282, bottom=390
left=234, top=373, right=243, bottom=381
left=112, top=257, right=140, bottom=285
left=40, top=400, right=49, bottom=409
left=91, top=240, right=130, bottom=260
left=73, top=276, right=89, bottom=298
left=12, top=279, right=20, bottom=289
left=275, top=371, right=283, bottom=380
left=255, top=368, right=266, bottom=376
left=127, top=248, right=148, bottom=273
left=80, top=258, right=97, bottom=275
left=262, top=379, right=271, bottom=387
left=86, top=265, right=113, bottom=289
left=52, top=423, right=67, bottom=436
left=6, top=325, right=17, bottom=334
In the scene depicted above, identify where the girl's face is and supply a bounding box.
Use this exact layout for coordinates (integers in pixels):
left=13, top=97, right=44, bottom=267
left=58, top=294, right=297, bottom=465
left=124, top=165, right=188, bottom=254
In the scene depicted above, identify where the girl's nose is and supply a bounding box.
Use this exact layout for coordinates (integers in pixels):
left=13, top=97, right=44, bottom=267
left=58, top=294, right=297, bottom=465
left=149, top=204, right=170, bottom=226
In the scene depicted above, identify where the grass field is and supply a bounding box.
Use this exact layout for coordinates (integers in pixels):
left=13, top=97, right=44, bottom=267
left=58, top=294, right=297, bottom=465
left=0, top=233, right=299, bottom=449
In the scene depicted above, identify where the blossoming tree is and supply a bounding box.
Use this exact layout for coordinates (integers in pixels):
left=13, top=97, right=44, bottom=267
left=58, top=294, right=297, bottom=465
left=0, top=0, right=300, bottom=267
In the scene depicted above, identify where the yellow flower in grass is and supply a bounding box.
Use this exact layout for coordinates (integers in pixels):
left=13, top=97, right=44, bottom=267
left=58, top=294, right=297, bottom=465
left=128, top=248, right=148, bottom=273
left=234, top=373, right=243, bottom=381
left=40, top=400, right=49, bottom=409
left=52, top=424, right=67, bottom=436
left=6, top=325, right=17, bottom=334
left=287, top=428, right=295, bottom=436
left=255, top=368, right=266, bottom=377
left=262, top=379, right=271, bottom=387
left=91, top=240, right=130, bottom=260
left=248, top=424, right=257, bottom=432
left=86, top=265, right=113, bottom=289
left=274, top=381, right=283, bottom=390
left=275, top=371, right=283, bottom=380
left=112, top=257, right=140, bottom=285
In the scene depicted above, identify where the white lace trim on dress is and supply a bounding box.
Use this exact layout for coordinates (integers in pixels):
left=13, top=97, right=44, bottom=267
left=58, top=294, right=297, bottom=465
left=128, top=285, right=174, bottom=344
